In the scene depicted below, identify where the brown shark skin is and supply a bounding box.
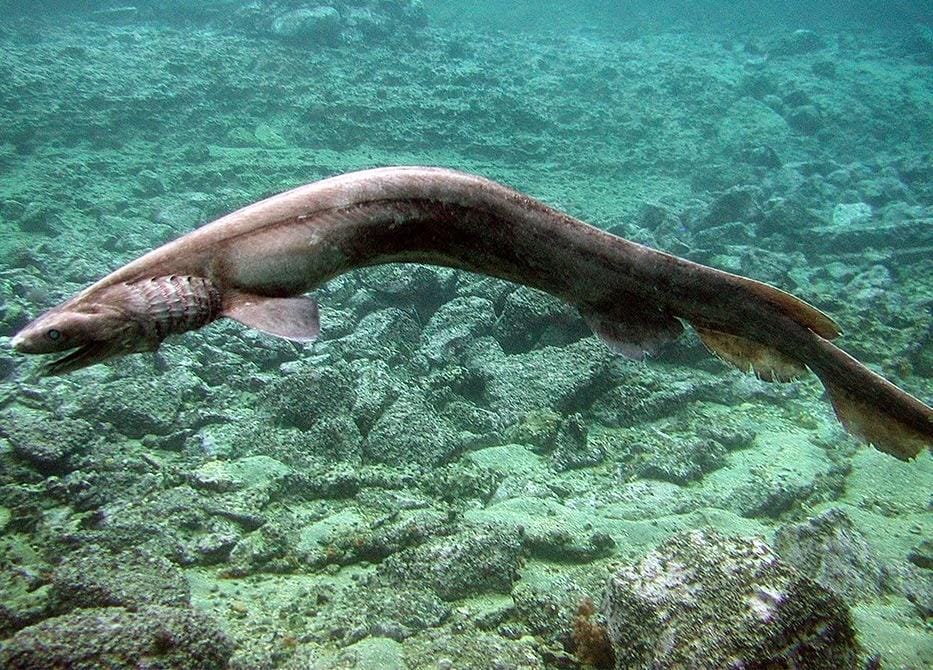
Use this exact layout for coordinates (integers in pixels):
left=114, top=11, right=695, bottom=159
left=11, top=166, right=933, bottom=458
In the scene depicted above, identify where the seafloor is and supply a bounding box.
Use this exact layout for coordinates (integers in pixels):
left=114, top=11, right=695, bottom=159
left=0, top=4, right=931, bottom=669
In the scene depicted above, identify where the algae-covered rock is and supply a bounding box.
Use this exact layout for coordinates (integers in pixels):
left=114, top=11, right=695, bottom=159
left=772, top=29, right=826, bottom=56
left=378, top=524, right=524, bottom=601
left=774, top=508, right=890, bottom=602
left=50, top=547, right=190, bottom=612
left=551, top=412, right=605, bottom=471
left=832, top=202, right=872, bottom=227
left=337, top=307, right=422, bottom=362
left=602, top=529, right=862, bottom=669
left=633, top=436, right=727, bottom=485
left=365, top=389, right=463, bottom=465
left=350, top=358, right=402, bottom=434
left=261, top=363, right=354, bottom=431
left=908, top=539, right=933, bottom=570
left=718, top=97, right=792, bottom=160
left=271, top=7, right=342, bottom=45
left=0, top=409, right=100, bottom=475
left=419, top=295, right=496, bottom=363
left=304, top=414, right=364, bottom=464
left=312, top=584, right=449, bottom=644
left=506, top=409, right=562, bottom=453
left=0, top=605, right=232, bottom=670
left=465, top=336, right=613, bottom=417
left=493, top=286, right=573, bottom=353
left=189, top=454, right=290, bottom=494
left=85, top=377, right=187, bottom=438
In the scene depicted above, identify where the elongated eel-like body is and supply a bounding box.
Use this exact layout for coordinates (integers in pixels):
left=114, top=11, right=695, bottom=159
left=11, top=167, right=933, bottom=459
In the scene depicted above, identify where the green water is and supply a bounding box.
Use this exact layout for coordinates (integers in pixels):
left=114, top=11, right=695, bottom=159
left=0, top=2, right=930, bottom=668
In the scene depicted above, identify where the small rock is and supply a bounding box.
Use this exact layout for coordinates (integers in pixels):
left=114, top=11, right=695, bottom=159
left=787, top=105, right=823, bottom=135
left=465, top=336, right=613, bottom=417
left=493, top=287, right=572, bottom=354
left=378, top=525, right=523, bottom=601
left=907, top=539, right=933, bottom=570
left=271, top=7, right=342, bottom=45
left=349, top=359, right=401, bottom=434
left=326, top=585, right=449, bottom=643
left=419, top=296, right=495, bottom=363
left=190, top=455, right=289, bottom=492
left=261, top=363, right=354, bottom=431
left=338, top=307, right=421, bottom=361
left=774, top=29, right=826, bottom=55
left=17, top=203, right=62, bottom=235
left=305, top=414, right=364, bottom=464
left=702, top=185, right=762, bottom=226
left=86, top=378, right=186, bottom=438
left=832, top=202, right=872, bottom=228
left=1, top=410, right=100, bottom=475
left=551, top=413, right=605, bottom=471
left=633, top=435, right=728, bottom=485
left=365, top=390, right=462, bottom=466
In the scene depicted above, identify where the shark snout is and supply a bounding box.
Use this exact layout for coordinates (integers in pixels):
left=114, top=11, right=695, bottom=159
left=8, top=322, right=58, bottom=354
left=9, top=331, right=27, bottom=352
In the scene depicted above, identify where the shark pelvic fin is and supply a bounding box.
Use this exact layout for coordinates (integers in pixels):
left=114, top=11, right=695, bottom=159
left=583, top=307, right=683, bottom=361
left=223, top=292, right=320, bottom=342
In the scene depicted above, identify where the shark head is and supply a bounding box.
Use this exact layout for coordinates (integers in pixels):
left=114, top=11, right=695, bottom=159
left=10, top=289, right=149, bottom=375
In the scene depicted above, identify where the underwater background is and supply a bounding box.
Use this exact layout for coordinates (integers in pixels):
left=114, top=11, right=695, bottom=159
left=0, top=1, right=930, bottom=668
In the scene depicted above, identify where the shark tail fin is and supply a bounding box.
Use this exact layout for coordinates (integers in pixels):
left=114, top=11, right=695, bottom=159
left=696, top=321, right=931, bottom=461
left=822, top=378, right=928, bottom=461
left=812, top=340, right=931, bottom=461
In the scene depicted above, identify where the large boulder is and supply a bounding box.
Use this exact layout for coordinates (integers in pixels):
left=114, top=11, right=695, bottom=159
left=602, top=529, right=862, bottom=669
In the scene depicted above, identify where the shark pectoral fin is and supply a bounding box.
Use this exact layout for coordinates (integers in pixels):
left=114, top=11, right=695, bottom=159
left=583, top=308, right=684, bottom=361
left=223, top=293, right=320, bottom=342
left=695, top=326, right=807, bottom=382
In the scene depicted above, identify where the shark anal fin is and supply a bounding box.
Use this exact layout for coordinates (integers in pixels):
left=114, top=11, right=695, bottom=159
left=224, top=293, right=320, bottom=342
left=583, top=308, right=683, bottom=361
left=696, top=326, right=807, bottom=382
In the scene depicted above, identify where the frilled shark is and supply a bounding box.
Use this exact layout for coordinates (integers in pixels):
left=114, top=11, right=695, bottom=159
left=10, top=167, right=932, bottom=460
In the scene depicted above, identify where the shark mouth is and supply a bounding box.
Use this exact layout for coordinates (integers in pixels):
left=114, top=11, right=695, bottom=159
left=41, top=341, right=116, bottom=376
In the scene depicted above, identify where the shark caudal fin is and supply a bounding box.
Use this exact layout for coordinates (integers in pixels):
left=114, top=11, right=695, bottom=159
left=824, top=380, right=930, bottom=461
left=814, top=340, right=932, bottom=461
left=694, top=323, right=931, bottom=461
left=685, top=275, right=931, bottom=460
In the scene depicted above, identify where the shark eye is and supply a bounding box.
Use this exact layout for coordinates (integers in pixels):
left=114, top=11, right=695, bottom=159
left=47, top=329, right=62, bottom=341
